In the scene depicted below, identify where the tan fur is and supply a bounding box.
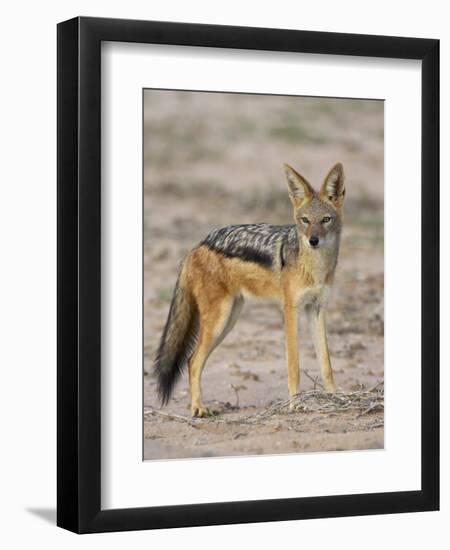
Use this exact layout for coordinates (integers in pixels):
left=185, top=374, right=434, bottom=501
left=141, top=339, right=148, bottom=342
left=159, top=163, right=345, bottom=416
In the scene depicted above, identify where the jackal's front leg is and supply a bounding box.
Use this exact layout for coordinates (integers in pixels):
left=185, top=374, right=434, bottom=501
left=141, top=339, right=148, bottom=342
left=308, top=306, right=336, bottom=393
left=283, top=304, right=300, bottom=397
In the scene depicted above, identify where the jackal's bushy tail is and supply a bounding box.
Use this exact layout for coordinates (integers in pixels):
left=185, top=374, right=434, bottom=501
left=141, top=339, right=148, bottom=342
left=153, top=277, right=198, bottom=405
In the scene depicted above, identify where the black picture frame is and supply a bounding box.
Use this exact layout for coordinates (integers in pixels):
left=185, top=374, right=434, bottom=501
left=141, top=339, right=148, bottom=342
left=57, top=16, right=439, bottom=533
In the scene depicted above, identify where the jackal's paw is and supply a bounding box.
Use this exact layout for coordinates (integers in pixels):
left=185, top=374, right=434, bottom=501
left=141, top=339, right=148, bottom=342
left=324, top=381, right=337, bottom=393
left=288, top=394, right=300, bottom=411
left=191, top=405, right=210, bottom=418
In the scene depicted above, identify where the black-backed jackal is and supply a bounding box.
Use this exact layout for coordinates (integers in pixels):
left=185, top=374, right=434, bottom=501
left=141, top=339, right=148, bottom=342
left=154, top=163, right=346, bottom=416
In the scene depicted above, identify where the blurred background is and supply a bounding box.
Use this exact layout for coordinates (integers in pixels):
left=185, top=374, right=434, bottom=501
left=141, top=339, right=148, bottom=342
left=143, top=90, right=384, bottom=459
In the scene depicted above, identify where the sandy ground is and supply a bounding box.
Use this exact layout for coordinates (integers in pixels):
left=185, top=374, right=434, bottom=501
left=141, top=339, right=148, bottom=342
left=143, top=91, right=384, bottom=460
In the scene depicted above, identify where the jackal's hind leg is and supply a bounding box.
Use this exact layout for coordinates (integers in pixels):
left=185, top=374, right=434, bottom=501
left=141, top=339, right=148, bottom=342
left=188, top=295, right=242, bottom=417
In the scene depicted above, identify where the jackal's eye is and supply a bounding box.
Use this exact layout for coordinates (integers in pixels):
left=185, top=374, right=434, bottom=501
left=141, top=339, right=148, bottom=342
left=322, top=216, right=332, bottom=223
left=300, top=217, right=310, bottom=224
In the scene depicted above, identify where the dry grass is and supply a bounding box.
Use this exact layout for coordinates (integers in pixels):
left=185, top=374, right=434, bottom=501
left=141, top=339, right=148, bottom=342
left=144, top=381, right=384, bottom=429
left=255, top=381, right=384, bottom=418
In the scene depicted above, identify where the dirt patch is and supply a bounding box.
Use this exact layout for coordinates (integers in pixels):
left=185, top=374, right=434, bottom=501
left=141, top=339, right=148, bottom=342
left=144, top=385, right=383, bottom=459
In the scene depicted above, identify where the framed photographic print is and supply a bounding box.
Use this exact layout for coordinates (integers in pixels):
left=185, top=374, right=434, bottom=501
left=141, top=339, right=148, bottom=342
left=57, top=16, right=439, bottom=533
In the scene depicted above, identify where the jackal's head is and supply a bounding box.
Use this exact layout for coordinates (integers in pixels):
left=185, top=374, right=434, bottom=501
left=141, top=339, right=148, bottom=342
left=283, top=163, right=346, bottom=249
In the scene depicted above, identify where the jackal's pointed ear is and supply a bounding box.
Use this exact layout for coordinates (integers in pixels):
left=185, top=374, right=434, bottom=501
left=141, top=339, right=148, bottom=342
left=320, top=163, right=345, bottom=208
left=283, top=164, right=314, bottom=208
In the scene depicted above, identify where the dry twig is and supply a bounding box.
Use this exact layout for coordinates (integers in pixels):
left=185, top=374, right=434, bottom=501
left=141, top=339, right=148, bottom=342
left=304, top=369, right=324, bottom=390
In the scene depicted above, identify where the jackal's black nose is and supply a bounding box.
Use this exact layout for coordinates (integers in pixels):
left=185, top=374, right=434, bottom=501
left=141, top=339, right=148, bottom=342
left=309, top=236, right=319, bottom=247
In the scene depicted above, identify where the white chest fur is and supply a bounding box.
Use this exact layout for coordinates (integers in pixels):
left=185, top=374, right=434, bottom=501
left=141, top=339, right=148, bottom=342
left=295, top=284, right=331, bottom=309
